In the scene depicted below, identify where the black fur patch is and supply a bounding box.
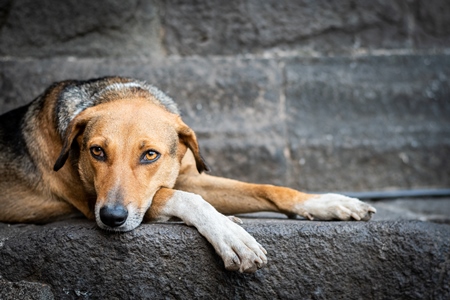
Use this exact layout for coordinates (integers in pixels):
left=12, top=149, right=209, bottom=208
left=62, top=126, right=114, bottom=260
left=0, top=104, right=30, bottom=156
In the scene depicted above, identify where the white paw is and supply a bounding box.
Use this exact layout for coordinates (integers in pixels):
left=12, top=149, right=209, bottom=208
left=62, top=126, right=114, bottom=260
left=297, top=193, right=376, bottom=221
left=160, top=190, right=267, bottom=273
left=198, top=213, right=267, bottom=273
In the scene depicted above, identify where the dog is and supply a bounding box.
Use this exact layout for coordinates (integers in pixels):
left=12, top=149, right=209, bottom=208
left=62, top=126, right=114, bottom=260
left=0, top=77, right=376, bottom=273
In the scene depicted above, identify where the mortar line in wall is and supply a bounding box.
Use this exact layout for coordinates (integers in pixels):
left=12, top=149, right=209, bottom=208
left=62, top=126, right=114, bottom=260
left=405, top=1, right=415, bottom=49
left=277, top=59, right=292, bottom=184
left=163, top=48, right=450, bottom=61
left=1, top=48, right=450, bottom=63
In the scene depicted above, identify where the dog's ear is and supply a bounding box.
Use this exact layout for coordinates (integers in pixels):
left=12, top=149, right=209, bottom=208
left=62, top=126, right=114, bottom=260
left=177, top=119, right=209, bottom=173
left=53, top=113, right=90, bottom=172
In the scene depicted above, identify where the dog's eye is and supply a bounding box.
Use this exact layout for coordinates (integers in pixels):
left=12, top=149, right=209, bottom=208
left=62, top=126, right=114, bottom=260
left=90, top=146, right=106, bottom=161
left=141, top=150, right=160, bottom=164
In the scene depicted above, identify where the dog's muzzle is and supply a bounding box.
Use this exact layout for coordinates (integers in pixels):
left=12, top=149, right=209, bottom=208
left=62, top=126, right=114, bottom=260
left=99, top=204, right=128, bottom=227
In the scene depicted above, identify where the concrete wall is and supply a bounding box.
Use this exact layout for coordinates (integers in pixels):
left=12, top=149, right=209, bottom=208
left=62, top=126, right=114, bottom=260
left=0, top=0, right=449, bottom=191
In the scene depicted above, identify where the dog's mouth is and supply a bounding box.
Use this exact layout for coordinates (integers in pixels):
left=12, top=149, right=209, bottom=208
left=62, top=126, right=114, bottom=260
left=95, top=204, right=144, bottom=232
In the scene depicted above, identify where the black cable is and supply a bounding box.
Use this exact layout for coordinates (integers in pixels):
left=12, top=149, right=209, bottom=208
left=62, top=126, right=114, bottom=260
left=342, top=189, right=450, bottom=200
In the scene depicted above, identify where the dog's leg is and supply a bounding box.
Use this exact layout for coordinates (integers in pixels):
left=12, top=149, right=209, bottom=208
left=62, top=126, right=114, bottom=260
left=175, top=172, right=376, bottom=221
left=145, top=188, right=267, bottom=273
left=0, top=194, right=82, bottom=223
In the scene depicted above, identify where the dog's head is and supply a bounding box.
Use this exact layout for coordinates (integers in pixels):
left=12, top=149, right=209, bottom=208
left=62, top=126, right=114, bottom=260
left=53, top=81, right=207, bottom=231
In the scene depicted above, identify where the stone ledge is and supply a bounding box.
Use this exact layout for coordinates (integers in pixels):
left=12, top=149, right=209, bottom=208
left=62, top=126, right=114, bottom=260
left=0, top=279, right=54, bottom=300
left=1, top=212, right=449, bottom=299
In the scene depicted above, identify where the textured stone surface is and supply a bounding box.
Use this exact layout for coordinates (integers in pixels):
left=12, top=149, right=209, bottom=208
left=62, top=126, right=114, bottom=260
left=0, top=279, right=54, bottom=300
left=1, top=0, right=449, bottom=58
left=413, top=0, right=450, bottom=48
left=0, top=0, right=163, bottom=58
left=368, top=198, right=450, bottom=223
left=0, top=55, right=449, bottom=191
left=0, top=218, right=449, bottom=299
left=284, top=54, right=450, bottom=191
left=161, top=0, right=450, bottom=56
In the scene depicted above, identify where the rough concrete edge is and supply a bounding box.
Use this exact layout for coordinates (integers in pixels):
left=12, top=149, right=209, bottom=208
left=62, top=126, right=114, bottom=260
left=0, top=218, right=449, bottom=299
left=0, top=278, right=54, bottom=300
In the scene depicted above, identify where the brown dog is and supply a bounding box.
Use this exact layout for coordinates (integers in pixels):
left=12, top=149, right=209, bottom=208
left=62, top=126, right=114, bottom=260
left=0, top=77, right=376, bottom=273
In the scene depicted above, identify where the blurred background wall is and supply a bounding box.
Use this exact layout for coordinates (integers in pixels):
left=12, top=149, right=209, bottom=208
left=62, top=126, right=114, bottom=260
left=0, top=0, right=449, bottom=192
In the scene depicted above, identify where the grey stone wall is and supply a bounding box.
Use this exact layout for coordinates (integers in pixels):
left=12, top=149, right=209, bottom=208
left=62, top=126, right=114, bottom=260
left=2, top=0, right=449, bottom=58
left=0, top=0, right=449, bottom=192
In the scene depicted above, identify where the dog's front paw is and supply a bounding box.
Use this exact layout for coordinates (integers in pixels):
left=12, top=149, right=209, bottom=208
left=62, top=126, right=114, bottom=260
left=297, top=193, right=376, bottom=221
left=159, top=190, right=267, bottom=273
left=200, top=214, right=267, bottom=273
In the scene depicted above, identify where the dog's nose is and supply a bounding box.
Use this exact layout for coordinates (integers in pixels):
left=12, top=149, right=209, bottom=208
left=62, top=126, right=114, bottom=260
left=99, top=204, right=128, bottom=227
